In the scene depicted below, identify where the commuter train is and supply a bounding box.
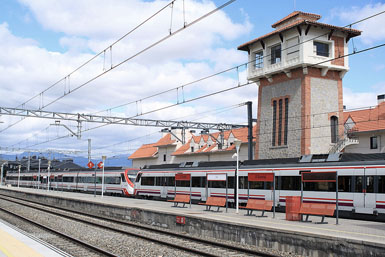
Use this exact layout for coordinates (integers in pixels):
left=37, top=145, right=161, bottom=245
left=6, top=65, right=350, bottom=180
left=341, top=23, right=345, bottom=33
left=134, top=153, right=385, bottom=219
left=5, top=168, right=138, bottom=196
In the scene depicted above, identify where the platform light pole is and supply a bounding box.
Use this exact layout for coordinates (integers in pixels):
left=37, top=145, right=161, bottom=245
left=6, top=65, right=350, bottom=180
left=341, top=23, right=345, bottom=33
left=234, top=140, right=242, bottom=214
left=38, top=159, right=41, bottom=189
left=0, top=162, right=7, bottom=186
left=101, top=156, right=106, bottom=197
left=47, top=160, right=51, bottom=192
left=17, top=165, right=21, bottom=188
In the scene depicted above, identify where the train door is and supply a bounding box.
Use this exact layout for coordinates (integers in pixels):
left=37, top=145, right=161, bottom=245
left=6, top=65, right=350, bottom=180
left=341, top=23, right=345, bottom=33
left=159, top=176, right=168, bottom=198
left=353, top=167, right=376, bottom=214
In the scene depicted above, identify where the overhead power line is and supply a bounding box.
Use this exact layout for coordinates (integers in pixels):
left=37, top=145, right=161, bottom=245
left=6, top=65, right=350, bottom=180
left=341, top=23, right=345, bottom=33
left=1, top=0, right=237, bottom=133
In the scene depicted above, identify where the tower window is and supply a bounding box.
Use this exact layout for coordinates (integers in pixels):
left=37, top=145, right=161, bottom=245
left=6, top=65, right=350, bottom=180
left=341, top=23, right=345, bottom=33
left=314, top=42, right=329, bottom=57
left=370, top=136, right=378, bottom=149
left=163, top=154, right=166, bottom=162
left=272, top=97, right=289, bottom=146
left=272, top=100, right=277, bottom=146
left=254, top=51, right=264, bottom=68
left=270, top=44, right=281, bottom=64
left=330, top=116, right=338, bottom=143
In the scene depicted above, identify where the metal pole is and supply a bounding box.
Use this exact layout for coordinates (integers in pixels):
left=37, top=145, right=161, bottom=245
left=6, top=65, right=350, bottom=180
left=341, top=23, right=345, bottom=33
left=189, top=175, right=192, bottom=209
left=18, top=165, right=21, bottom=188
left=94, top=165, right=97, bottom=197
left=47, top=160, right=51, bottom=192
left=88, top=139, right=91, bottom=163
left=236, top=147, right=239, bottom=214
left=0, top=163, right=5, bottom=186
left=101, top=156, right=106, bottom=197
left=226, top=173, right=228, bottom=213
left=38, top=159, right=41, bottom=189
left=336, top=171, right=339, bottom=225
left=246, top=101, right=253, bottom=161
left=273, top=171, right=276, bottom=218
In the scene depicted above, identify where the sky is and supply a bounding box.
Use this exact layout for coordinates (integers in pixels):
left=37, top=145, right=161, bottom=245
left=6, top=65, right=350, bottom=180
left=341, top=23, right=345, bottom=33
left=0, top=0, right=384, bottom=160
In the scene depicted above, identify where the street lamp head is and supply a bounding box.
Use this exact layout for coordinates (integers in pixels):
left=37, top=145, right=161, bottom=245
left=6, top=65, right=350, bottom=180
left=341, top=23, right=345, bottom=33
left=234, top=140, right=242, bottom=150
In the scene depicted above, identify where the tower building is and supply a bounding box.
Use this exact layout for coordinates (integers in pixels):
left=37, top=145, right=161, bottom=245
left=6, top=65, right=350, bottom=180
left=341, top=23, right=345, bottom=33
left=238, top=11, right=361, bottom=159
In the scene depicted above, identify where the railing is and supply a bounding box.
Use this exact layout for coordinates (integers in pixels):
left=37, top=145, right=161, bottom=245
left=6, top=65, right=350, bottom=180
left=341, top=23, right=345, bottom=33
left=329, top=126, right=359, bottom=153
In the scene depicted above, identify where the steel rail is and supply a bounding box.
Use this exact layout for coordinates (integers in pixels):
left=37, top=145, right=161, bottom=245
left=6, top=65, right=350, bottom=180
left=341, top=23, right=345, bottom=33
left=0, top=194, right=279, bottom=257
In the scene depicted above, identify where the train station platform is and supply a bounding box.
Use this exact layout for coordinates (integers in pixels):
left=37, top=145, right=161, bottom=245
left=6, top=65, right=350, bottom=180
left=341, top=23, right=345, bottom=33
left=1, top=186, right=384, bottom=257
left=0, top=218, right=67, bottom=257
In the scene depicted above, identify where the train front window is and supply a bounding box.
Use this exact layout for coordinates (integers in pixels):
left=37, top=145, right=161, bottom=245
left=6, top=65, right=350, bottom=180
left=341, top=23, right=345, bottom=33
left=135, top=173, right=142, bottom=183
left=121, top=174, right=126, bottom=182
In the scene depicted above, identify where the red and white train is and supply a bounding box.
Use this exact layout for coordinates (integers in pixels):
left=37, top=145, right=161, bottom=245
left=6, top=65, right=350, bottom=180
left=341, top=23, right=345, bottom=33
left=134, top=153, right=385, bottom=219
left=5, top=168, right=138, bottom=197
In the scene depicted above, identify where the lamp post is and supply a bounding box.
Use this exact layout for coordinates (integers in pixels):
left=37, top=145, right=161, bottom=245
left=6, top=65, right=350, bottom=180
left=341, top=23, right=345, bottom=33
left=38, top=159, right=41, bottom=189
left=101, top=156, right=106, bottom=197
left=47, top=160, right=51, bottom=192
left=17, top=165, right=21, bottom=188
left=1, top=162, right=7, bottom=186
left=234, top=140, right=242, bottom=214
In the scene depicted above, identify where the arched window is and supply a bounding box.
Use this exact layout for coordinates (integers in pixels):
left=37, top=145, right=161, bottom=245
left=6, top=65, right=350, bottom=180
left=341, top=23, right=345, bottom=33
left=330, top=116, right=338, bottom=143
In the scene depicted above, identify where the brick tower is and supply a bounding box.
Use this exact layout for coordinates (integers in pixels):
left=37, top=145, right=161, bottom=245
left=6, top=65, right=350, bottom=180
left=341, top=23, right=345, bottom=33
left=238, top=11, right=361, bottom=159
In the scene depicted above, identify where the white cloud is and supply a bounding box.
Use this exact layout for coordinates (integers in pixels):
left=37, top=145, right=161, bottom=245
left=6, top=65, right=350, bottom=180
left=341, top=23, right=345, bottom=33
left=1, top=1, right=252, bottom=156
left=334, top=3, right=385, bottom=45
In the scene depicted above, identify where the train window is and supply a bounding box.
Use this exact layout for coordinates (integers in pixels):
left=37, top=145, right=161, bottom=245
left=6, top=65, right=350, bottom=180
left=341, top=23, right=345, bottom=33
left=141, top=176, right=155, bottom=186
left=176, top=180, right=190, bottom=187
left=228, top=176, right=234, bottom=188
left=63, top=177, right=74, bottom=183
left=121, top=174, right=126, bottom=182
left=249, top=181, right=264, bottom=189
left=208, top=181, right=226, bottom=188
left=378, top=176, right=385, bottom=193
left=280, top=176, right=300, bottom=190
left=135, top=173, right=142, bottom=183
left=355, top=176, right=363, bottom=192
left=366, top=176, right=374, bottom=193
left=192, top=177, right=202, bottom=187
left=338, top=176, right=352, bottom=192
left=239, top=176, right=248, bottom=189
left=155, top=177, right=162, bottom=186
left=304, top=182, right=335, bottom=191
left=166, top=176, right=175, bottom=186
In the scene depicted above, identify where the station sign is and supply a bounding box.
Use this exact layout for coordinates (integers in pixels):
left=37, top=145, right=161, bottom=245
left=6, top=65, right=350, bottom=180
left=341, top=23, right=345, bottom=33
left=87, top=161, right=94, bottom=169
left=248, top=173, right=274, bottom=182
left=175, top=173, right=190, bottom=181
left=176, top=216, right=186, bottom=225
left=207, top=173, right=226, bottom=181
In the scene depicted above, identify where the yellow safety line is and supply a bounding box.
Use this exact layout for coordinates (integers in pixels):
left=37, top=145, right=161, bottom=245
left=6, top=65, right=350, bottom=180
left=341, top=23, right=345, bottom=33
left=0, top=246, right=14, bottom=257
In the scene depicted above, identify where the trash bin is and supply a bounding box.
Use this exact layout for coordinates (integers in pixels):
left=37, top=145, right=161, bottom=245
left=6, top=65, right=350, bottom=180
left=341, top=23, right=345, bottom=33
left=286, top=196, right=301, bottom=221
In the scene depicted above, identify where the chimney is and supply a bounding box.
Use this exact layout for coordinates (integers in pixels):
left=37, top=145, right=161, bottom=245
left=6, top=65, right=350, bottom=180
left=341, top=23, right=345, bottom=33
left=378, top=94, right=385, bottom=105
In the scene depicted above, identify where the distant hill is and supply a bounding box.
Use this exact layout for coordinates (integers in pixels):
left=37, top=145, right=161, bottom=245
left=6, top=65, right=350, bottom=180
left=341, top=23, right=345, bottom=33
left=0, top=152, right=132, bottom=168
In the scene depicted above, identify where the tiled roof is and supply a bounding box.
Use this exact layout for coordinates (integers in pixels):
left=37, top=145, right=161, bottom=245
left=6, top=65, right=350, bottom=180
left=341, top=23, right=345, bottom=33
left=128, top=143, right=158, bottom=159
left=344, top=103, right=385, bottom=132
left=195, top=144, right=208, bottom=153
left=172, top=139, right=192, bottom=156
left=153, top=133, right=176, bottom=147
left=271, top=11, right=321, bottom=28
left=238, top=20, right=361, bottom=51
left=205, top=143, right=217, bottom=152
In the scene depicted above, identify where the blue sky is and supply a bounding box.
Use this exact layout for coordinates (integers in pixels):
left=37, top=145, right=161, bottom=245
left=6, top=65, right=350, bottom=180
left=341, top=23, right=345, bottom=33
left=0, top=0, right=384, bottom=156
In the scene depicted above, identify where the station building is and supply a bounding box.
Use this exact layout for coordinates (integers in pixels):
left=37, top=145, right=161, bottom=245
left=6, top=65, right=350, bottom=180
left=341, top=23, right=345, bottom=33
left=129, top=11, right=385, bottom=167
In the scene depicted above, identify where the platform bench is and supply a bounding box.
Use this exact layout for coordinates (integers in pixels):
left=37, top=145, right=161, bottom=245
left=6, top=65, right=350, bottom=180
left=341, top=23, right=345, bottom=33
left=299, top=202, right=335, bottom=224
left=167, top=194, right=190, bottom=208
left=240, top=199, right=273, bottom=217
left=199, top=196, right=226, bottom=212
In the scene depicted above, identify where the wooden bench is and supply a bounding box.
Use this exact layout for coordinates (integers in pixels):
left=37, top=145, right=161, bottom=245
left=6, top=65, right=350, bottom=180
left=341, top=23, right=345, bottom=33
left=167, top=194, right=190, bottom=208
left=240, top=199, right=273, bottom=217
left=199, top=196, right=226, bottom=212
left=299, top=202, right=335, bottom=224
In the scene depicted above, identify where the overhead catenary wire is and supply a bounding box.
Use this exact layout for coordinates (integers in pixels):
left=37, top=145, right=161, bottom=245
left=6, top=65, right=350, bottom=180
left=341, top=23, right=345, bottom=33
left=1, top=0, right=236, bottom=134
left=3, top=8, right=385, bottom=155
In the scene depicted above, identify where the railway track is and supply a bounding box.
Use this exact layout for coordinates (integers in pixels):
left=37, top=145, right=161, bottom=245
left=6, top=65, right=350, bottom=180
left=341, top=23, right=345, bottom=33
left=0, top=194, right=282, bottom=257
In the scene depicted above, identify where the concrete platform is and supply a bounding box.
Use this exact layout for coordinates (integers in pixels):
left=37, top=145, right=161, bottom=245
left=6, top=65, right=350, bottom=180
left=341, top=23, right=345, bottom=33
left=0, top=218, right=68, bottom=257
left=1, top=186, right=385, bottom=257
